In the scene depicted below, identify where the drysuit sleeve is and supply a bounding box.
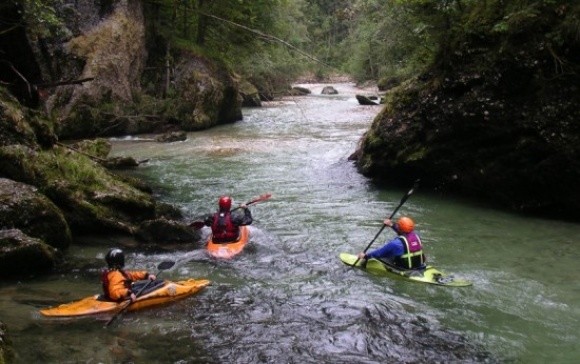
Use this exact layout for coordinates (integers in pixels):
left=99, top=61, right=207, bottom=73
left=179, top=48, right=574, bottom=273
left=231, top=207, right=253, bottom=226
left=203, top=213, right=214, bottom=226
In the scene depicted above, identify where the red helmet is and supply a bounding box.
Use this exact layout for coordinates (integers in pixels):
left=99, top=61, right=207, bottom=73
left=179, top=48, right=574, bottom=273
left=218, top=196, right=232, bottom=211
left=397, top=217, right=415, bottom=233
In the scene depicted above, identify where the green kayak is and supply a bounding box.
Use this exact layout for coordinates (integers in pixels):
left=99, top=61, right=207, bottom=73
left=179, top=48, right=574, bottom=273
left=339, top=253, right=472, bottom=287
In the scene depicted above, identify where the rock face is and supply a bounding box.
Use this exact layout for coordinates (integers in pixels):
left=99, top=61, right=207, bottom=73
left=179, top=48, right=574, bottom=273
left=352, top=4, right=580, bottom=221
left=2, top=0, right=244, bottom=140
left=0, top=229, right=60, bottom=278
left=0, top=178, right=71, bottom=250
left=170, top=54, right=242, bottom=131
left=239, top=79, right=262, bottom=107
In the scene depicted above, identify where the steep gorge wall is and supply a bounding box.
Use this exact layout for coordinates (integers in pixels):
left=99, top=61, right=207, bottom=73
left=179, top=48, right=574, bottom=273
left=353, top=2, right=580, bottom=221
left=2, top=0, right=242, bottom=140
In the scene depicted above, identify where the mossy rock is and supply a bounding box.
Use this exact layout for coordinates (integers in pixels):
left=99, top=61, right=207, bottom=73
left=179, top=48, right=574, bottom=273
left=0, top=178, right=72, bottom=250
left=0, top=229, right=60, bottom=278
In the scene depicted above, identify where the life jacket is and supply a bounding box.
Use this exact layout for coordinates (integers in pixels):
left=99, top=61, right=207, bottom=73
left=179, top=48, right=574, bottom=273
left=211, top=211, right=239, bottom=243
left=393, top=232, right=425, bottom=269
left=101, top=269, right=131, bottom=302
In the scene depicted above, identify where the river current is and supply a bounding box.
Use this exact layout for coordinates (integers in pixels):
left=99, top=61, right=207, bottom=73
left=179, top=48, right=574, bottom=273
left=1, top=83, right=579, bottom=363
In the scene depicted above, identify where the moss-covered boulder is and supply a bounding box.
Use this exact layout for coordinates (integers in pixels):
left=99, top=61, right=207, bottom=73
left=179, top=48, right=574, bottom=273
left=0, top=87, right=56, bottom=149
left=0, top=229, right=60, bottom=278
left=239, top=79, right=262, bottom=107
left=169, top=52, right=242, bottom=130
left=136, top=218, right=200, bottom=245
left=0, top=178, right=71, bottom=250
left=0, top=144, right=156, bottom=235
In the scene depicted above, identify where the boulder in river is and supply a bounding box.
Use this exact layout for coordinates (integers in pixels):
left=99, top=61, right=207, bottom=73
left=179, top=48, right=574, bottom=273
left=321, top=86, right=338, bottom=95
left=356, top=94, right=379, bottom=105
left=0, top=229, right=60, bottom=277
left=0, top=178, right=71, bottom=250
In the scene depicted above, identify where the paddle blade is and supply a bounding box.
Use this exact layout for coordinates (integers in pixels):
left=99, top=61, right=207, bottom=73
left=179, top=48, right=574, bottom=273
left=247, top=193, right=272, bottom=206
left=157, top=261, right=175, bottom=270
left=189, top=221, right=205, bottom=230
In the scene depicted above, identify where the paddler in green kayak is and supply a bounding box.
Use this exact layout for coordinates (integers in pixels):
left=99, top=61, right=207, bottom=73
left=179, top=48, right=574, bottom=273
left=357, top=216, right=426, bottom=270
left=101, top=248, right=158, bottom=302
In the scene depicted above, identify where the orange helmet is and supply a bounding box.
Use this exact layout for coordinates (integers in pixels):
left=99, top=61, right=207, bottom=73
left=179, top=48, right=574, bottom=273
left=218, top=196, right=232, bottom=211
left=397, top=217, right=415, bottom=233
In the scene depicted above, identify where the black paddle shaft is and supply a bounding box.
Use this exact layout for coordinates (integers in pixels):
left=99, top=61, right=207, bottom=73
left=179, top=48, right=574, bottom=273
left=351, top=180, right=420, bottom=267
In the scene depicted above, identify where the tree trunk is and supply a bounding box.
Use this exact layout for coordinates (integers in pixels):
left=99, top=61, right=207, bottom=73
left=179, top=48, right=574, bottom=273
left=196, top=0, right=207, bottom=46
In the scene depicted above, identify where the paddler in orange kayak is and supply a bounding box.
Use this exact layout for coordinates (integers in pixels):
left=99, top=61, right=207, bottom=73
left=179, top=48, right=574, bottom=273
left=101, top=248, right=157, bottom=302
left=203, top=196, right=253, bottom=243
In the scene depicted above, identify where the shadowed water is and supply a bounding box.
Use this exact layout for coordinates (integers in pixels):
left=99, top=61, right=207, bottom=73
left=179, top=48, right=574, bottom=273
left=1, top=84, right=579, bottom=363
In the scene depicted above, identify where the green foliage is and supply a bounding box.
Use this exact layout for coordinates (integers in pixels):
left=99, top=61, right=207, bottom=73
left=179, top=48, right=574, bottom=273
left=143, top=0, right=311, bottom=92
left=13, top=0, right=65, bottom=38
left=37, top=148, right=110, bottom=190
left=338, top=0, right=438, bottom=82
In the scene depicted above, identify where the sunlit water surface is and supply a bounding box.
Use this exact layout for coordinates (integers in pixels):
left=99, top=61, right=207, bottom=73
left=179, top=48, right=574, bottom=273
left=1, top=84, right=580, bottom=363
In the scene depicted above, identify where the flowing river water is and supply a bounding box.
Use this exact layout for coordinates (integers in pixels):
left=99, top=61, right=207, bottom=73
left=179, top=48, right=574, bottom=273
left=2, top=83, right=580, bottom=363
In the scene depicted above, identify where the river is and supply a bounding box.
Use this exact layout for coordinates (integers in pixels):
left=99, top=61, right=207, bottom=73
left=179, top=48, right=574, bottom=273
left=1, top=83, right=579, bottom=363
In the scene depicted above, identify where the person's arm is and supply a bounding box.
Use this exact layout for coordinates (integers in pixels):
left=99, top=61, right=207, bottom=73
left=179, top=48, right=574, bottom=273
left=231, top=206, right=253, bottom=226
left=204, top=213, right=214, bottom=226
left=126, top=270, right=156, bottom=301
left=364, top=238, right=404, bottom=260
left=241, top=207, right=253, bottom=225
left=384, top=219, right=400, bottom=234
left=127, top=270, right=154, bottom=281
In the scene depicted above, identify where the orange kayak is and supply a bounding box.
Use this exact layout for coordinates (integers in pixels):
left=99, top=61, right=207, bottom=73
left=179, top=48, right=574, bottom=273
left=40, top=278, right=210, bottom=317
left=206, top=225, right=250, bottom=259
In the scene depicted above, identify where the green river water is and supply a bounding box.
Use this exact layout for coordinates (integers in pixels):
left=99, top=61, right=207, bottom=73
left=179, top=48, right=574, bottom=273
left=1, top=83, right=579, bottom=363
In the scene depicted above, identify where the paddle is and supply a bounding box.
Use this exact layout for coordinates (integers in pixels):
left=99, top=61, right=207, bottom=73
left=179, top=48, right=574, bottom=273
left=350, top=179, right=420, bottom=268
left=104, top=260, right=175, bottom=327
left=188, top=193, right=272, bottom=229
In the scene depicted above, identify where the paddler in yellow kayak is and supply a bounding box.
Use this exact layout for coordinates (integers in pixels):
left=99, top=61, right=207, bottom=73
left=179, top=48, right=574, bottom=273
left=357, top=216, right=427, bottom=270
left=101, top=248, right=157, bottom=302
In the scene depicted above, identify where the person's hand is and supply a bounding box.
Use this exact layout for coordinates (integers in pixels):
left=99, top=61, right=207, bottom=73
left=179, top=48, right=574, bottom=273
left=240, top=204, right=247, bottom=209
left=384, top=219, right=393, bottom=227
left=357, top=252, right=366, bottom=260
left=148, top=274, right=156, bottom=280
left=130, top=292, right=137, bottom=302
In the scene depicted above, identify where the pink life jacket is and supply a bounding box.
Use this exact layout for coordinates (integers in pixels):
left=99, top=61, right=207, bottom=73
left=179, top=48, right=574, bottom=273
left=394, top=231, right=425, bottom=269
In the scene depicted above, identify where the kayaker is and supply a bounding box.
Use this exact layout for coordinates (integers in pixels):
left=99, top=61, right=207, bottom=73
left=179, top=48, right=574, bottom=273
left=101, top=248, right=157, bottom=302
left=357, top=216, right=426, bottom=270
left=204, top=195, right=253, bottom=243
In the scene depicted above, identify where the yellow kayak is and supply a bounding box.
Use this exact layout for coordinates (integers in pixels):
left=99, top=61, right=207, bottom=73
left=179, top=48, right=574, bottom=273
left=340, top=253, right=472, bottom=287
left=40, top=278, right=210, bottom=317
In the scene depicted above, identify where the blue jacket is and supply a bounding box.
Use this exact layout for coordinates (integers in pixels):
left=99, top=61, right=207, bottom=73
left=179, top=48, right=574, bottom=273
left=365, top=237, right=405, bottom=260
